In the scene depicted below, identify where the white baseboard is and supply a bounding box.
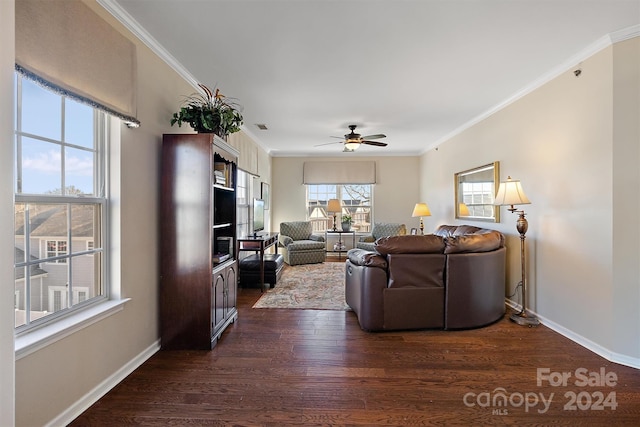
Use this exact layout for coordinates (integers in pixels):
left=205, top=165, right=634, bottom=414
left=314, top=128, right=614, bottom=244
left=46, top=339, right=161, bottom=427
left=505, top=300, right=640, bottom=370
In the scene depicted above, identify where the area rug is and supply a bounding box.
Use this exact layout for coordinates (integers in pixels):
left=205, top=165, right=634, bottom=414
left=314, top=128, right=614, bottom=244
left=252, top=262, right=351, bottom=311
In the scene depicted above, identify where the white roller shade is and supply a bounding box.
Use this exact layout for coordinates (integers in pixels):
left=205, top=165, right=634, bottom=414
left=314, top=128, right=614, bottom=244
left=15, top=0, right=139, bottom=126
left=303, top=161, right=376, bottom=184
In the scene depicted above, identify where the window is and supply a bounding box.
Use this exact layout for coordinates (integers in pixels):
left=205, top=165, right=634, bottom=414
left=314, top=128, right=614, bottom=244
left=306, top=184, right=372, bottom=233
left=14, top=73, right=108, bottom=330
left=236, top=169, right=250, bottom=239
left=46, top=240, right=67, bottom=263
left=461, top=181, right=495, bottom=217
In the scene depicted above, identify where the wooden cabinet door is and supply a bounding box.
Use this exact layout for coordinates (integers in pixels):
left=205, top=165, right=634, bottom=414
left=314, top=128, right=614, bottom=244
left=212, top=271, right=226, bottom=335
left=225, top=263, right=237, bottom=317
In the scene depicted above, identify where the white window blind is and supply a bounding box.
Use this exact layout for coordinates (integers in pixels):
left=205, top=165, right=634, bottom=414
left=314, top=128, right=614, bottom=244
left=303, top=161, right=376, bottom=184
left=15, top=0, right=139, bottom=126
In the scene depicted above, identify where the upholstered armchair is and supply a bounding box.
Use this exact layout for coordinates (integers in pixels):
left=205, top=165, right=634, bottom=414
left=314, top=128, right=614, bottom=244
left=279, top=221, right=326, bottom=265
left=356, top=222, right=407, bottom=252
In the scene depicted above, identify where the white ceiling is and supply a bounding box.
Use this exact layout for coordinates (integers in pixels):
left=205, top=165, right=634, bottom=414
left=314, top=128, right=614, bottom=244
left=105, top=0, right=639, bottom=157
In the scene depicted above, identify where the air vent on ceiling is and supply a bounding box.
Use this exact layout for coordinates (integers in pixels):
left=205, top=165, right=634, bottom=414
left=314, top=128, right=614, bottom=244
left=255, top=123, right=268, bottom=130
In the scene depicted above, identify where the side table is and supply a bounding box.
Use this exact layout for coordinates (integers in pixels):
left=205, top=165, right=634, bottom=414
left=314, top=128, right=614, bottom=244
left=237, top=232, right=279, bottom=291
left=325, top=230, right=356, bottom=260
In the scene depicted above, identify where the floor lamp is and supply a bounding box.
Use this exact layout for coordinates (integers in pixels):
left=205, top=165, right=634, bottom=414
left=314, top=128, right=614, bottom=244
left=494, top=176, right=539, bottom=327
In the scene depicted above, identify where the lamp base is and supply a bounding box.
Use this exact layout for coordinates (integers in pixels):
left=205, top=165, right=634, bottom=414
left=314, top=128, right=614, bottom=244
left=509, top=310, right=540, bottom=327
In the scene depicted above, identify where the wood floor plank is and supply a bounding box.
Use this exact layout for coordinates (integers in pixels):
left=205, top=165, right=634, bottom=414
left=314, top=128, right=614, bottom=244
left=69, top=269, right=640, bottom=426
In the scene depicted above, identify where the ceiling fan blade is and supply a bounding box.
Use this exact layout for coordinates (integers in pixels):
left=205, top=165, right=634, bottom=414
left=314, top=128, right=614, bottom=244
left=362, top=140, right=388, bottom=147
left=314, top=141, right=344, bottom=147
left=361, top=133, right=386, bottom=140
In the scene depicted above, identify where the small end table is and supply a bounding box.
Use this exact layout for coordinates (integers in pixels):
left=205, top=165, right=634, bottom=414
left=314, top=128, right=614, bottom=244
left=325, top=230, right=356, bottom=260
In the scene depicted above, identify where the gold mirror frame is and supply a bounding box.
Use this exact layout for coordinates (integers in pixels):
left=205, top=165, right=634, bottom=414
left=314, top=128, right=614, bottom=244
left=454, top=161, right=500, bottom=223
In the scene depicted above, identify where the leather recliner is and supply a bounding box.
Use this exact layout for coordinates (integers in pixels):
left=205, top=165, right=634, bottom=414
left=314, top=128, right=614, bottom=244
left=345, top=225, right=506, bottom=331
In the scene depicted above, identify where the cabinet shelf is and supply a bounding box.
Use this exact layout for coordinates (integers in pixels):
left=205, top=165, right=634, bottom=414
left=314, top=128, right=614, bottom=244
left=213, top=223, right=233, bottom=229
left=213, top=183, right=235, bottom=192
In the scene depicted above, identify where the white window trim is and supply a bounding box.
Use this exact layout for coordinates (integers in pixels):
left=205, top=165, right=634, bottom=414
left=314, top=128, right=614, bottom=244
left=14, top=101, right=127, bottom=359
left=14, top=73, right=110, bottom=333
left=15, top=298, right=130, bottom=360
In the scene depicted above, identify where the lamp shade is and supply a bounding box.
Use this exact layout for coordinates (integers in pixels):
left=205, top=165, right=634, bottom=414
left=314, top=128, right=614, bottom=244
left=459, top=203, right=470, bottom=216
left=412, top=203, right=431, bottom=217
left=327, top=199, right=341, bottom=213
left=494, top=176, right=531, bottom=206
left=344, top=142, right=360, bottom=150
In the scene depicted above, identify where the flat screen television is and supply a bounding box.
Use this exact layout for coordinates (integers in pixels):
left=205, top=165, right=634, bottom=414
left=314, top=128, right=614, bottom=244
left=253, top=198, right=265, bottom=236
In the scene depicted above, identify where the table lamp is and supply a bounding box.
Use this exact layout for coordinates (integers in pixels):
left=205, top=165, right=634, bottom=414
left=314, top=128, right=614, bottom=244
left=411, top=203, right=431, bottom=235
left=327, top=199, right=341, bottom=231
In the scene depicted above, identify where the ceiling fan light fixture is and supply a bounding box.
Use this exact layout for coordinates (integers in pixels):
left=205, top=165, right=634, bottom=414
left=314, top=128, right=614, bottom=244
left=344, top=141, right=360, bottom=150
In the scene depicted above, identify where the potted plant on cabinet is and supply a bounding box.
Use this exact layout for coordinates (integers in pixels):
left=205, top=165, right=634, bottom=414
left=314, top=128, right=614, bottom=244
left=170, top=83, right=243, bottom=138
left=341, top=214, right=352, bottom=232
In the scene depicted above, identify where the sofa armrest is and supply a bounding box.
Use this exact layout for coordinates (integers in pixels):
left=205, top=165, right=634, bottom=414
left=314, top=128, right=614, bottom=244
left=358, top=234, right=375, bottom=243
left=278, top=235, right=293, bottom=247
left=347, top=249, right=388, bottom=269
left=310, top=234, right=325, bottom=242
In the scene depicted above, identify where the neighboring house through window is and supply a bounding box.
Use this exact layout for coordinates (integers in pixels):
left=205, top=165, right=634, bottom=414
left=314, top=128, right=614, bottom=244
left=14, top=72, right=108, bottom=330
left=306, top=184, right=372, bottom=233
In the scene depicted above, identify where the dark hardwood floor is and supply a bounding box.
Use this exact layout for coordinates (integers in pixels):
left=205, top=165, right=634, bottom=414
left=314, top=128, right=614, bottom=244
left=70, top=265, right=640, bottom=426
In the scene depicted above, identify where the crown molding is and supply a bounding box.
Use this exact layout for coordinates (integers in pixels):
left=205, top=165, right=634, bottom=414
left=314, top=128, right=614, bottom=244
left=96, top=0, right=199, bottom=90
left=97, top=0, right=268, bottom=146
left=610, top=23, right=640, bottom=43
left=427, top=24, right=640, bottom=154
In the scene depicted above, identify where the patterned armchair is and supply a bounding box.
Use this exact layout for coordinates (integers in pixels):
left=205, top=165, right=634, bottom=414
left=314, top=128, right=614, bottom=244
left=356, top=222, right=407, bottom=252
left=279, top=221, right=326, bottom=265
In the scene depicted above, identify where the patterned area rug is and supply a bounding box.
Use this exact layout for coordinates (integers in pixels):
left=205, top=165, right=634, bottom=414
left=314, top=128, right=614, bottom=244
left=252, top=262, right=351, bottom=311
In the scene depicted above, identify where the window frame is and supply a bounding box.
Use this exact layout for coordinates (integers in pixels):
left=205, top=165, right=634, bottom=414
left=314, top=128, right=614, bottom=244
left=13, top=72, right=110, bottom=334
left=305, top=184, right=373, bottom=233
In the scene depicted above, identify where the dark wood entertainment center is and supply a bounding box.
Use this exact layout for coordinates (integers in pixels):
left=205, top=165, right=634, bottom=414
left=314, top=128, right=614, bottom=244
left=159, top=133, right=239, bottom=350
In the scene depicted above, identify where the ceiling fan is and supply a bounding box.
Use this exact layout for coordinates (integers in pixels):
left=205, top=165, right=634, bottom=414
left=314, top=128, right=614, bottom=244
left=316, top=125, right=388, bottom=151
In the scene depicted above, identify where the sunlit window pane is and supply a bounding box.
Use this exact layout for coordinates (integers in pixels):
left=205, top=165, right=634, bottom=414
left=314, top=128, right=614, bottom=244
left=47, top=273, right=70, bottom=313
left=65, top=147, right=94, bottom=195
left=65, top=99, right=94, bottom=148
left=14, top=267, right=26, bottom=327
left=71, top=252, right=102, bottom=308
left=19, top=136, right=62, bottom=194
left=70, top=205, right=98, bottom=255
left=15, top=203, right=25, bottom=264
left=21, top=78, right=61, bottom=140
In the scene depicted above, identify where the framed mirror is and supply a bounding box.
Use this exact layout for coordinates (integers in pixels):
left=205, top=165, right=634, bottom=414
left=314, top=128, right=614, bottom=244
left=454, top=161, right=500, bottom=222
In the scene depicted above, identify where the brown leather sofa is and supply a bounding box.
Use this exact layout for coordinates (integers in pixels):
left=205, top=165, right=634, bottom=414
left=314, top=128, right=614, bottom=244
left=345, top=225, right=506, bottom=331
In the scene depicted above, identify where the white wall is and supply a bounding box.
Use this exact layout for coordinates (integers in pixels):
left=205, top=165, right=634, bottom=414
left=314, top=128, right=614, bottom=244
left=611, top=38, right=640, bottom=361
left=420, top=38, right=640, bottom=363
left=0, top=1, right=16, bottom=425
left=271, top=156, right=421, bottom=232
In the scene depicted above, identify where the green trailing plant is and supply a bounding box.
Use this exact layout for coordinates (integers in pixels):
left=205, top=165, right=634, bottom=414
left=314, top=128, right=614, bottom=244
left=171, top=83, right=243, bottom=137
left=342, top=214, right=352, bottom=224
